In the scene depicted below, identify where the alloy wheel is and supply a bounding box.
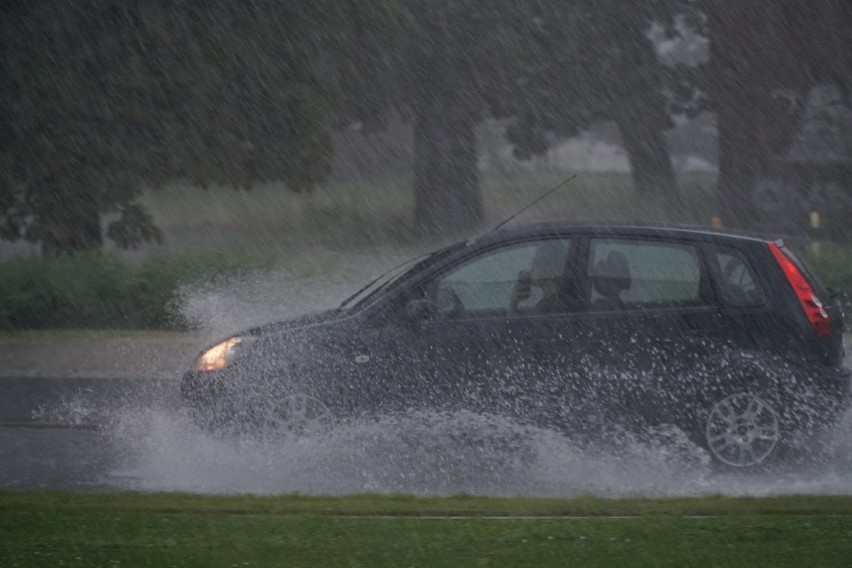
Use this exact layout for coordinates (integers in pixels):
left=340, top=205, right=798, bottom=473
left=263, top=393, right=333, bottom=437
left=705, top=392, right=780, bottom=467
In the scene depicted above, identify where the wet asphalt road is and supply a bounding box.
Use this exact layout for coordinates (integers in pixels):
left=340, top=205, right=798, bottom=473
left=0, top=377, right=177, bottom=490
left=1, top=343, right=851, bottom=491
left=0, top=425, right=117, bottom=490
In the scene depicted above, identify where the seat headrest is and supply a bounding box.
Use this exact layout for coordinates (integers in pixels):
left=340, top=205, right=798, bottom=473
left=530, top=241, right=567, bottom=280
left=591, top=250, right=631, bottom=291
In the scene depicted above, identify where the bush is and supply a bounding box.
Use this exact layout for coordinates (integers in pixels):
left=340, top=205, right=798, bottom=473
left=0, top=250, right=275, bottom=330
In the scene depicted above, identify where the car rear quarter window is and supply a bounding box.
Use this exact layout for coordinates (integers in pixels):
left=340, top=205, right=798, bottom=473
left=588, top=239, right=705, bottom=310
left=713, top=248, right=766, bottom=307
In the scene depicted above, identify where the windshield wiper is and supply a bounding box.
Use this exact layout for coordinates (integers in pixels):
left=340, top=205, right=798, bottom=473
left=338, top=245, right=458, bottom=310
left=338, top=273, right=388, bottom=310
left=338, top=251, right=433, bottom=310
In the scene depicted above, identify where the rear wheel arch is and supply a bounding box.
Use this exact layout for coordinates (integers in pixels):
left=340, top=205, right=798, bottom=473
left=668, top=350, right=825, bottom=468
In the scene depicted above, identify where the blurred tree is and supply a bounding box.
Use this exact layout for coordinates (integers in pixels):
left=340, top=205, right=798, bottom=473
left=388, top=0, right=529, bottom=235
left=378, top=0, right=689, bottom=234
left=1, top=0, right=396, bottom=254
left=500, top=1, right=703, bottom=202
left=705, top=0, right=852, bottom=227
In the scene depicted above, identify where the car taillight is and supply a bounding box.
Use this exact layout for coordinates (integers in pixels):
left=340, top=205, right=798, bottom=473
left=767, top=242, right=831, bottom=336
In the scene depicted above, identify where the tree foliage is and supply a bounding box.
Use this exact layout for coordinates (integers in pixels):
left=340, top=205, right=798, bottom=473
left=498, top=1, right=707, bottom=201
left=382, top=1, right=701, bottom=235
left=387, top=0, right=530, bottom=235
left=6, top=0, right=841, bottom=247
left=704, top=0, right=852, bottom=227
left=1, top=0, right=396, bottom=254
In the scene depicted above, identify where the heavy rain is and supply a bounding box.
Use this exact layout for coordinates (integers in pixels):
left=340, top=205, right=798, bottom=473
left=2, top=1, right=852, bottom=564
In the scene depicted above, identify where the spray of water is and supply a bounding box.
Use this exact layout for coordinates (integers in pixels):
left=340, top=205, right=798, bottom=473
left=95, top=405, right=851, bottom=496
left=55, top=259, right=851, bottom=496
left=175, top=247, right=423, bottom=340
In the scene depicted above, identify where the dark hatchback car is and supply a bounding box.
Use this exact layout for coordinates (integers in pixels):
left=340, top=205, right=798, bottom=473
left=181, top=224, right=850, bottom=468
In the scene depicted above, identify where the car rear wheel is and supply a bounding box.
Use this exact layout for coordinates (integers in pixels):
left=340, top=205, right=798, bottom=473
left=673, top=354, right=812, bottom=470
left=704, top=392, right=781, bottom=468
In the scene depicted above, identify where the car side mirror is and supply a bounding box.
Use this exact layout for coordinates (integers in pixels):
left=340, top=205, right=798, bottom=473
left=404, top=298, right=433, bottom=323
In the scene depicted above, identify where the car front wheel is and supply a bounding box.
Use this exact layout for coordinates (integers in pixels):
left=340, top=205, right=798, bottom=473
left=258, top=393, right=334, bottom=438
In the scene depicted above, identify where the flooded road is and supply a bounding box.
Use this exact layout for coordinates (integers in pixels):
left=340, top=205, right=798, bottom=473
left=2, top=375, right=851, bottom=496
left=0, top=377, right=175, bottom=491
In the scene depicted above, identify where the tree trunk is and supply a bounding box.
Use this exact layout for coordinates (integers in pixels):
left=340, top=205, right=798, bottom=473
left=715, top=100, right=762, bottom=228
left=413, top=98, right=482, bottom=237
left=605, top=5, right=680, bottom=204
left=615, top=111, right=679, bottom=201
left=708, top=0, right=786, bottom=229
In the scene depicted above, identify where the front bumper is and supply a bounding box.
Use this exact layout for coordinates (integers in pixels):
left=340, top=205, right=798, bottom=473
left=179, top=368, right=258, bottom=430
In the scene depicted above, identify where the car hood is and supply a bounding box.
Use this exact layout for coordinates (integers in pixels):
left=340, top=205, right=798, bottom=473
left=247, top=308, right=351, bottom=337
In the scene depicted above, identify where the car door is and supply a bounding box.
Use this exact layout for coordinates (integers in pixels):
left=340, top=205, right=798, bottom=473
left=471, top=238, right=590, bottom=430
left=706, top=243, right=771, bottom=352
left=572, top=236, right=726, bottom=425
left=361, top=236, right=577, bottom=420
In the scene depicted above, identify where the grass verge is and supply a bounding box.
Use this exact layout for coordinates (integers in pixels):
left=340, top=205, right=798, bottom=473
left=140, top=172, right=721, bottom=252
left=2, top=493, right=852, bottom=567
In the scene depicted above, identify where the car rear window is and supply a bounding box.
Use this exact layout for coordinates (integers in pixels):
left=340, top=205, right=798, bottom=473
left=714, top=248, right=766, bottom=307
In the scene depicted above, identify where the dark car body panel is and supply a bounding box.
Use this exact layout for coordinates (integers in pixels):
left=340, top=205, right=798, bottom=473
left=181, top=223, right=851, bottom=446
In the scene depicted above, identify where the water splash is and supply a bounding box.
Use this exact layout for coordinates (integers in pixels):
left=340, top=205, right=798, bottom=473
left=32, top=391, right=99, bottom=427
left=175, top=247, right=423, bottom=339
left=96, top=260, right=852, bottom=496
left=102, top=404, right=852, bottom=497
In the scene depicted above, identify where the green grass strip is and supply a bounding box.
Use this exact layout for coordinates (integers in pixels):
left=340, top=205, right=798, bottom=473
left=3, top=491, right=852, bottom=517
left=4, top=493, right=852, bottom=567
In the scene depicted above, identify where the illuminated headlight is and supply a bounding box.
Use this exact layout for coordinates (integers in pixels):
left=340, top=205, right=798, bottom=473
left=194, top=336, right=255, bottom=372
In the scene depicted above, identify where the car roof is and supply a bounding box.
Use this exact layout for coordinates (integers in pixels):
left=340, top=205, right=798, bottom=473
left=473, top=222, right=776, bottom=247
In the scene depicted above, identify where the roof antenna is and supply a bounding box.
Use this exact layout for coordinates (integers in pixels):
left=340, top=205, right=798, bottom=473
left=490, top=174, right=578, bottom=232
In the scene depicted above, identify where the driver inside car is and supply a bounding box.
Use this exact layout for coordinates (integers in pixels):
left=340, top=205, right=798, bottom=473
left=508, top=241, right=569, bottom=315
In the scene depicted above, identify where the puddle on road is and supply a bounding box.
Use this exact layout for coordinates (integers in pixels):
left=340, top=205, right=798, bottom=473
left=98, top=405, right=852, bottom=497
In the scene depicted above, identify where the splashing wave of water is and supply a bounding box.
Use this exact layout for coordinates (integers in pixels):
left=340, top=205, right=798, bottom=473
left=94, top=263, right=852, bottom=496
left=99, top=404, right=852, bottom=497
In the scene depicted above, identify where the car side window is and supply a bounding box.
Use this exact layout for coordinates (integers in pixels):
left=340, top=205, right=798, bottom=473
left=428, top=238, right=573, bottom=318
left=714, top=249, right=765, bottom=307
left=588, top=239, right=705, bottom=310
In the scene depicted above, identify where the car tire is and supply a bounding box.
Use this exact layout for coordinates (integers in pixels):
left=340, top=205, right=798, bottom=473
left=255, top=392, right=334, bottom=439
left=186, top=381, right=336, bottom=440
left=698, top=389, right=785, bottom=468
left=674, top=352, right=838, bottom=470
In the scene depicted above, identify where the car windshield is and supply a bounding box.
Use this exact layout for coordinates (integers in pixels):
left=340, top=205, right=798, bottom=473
left=338, top=244, right=461, bottom=311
